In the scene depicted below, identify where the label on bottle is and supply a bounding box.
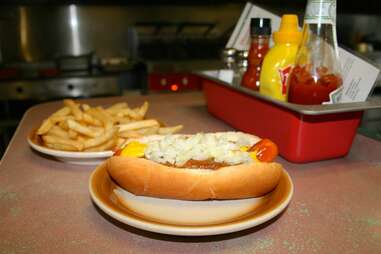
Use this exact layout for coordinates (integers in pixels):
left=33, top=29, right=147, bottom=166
left=278, top=65, right=292, bottom=95
left=304, top=0, right=336, bottom=25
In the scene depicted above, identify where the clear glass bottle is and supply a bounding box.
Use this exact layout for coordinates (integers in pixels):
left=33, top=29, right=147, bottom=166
left=288, top=0, right=343, bottom=105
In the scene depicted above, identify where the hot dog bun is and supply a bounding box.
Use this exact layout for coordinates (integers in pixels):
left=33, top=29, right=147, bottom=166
left=106, top=132, right=283, bottom=200
left=107, top=156, right=283, bottom=200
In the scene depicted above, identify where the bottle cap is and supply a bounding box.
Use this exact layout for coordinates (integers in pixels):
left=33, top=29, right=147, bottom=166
left=250, top=18, right=272, bottom=36
left=273, top=14, right=301, bottom=44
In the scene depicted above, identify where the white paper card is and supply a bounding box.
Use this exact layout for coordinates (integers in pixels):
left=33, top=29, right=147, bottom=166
left=339, top=48, right=380, bottom=102
left=226, top=2, right=380, bottom=103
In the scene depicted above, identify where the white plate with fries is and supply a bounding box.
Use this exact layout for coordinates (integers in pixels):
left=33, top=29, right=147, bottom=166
left=28, top=136, right=113, bottom=165
left=28, top=99, right=183, bottom=165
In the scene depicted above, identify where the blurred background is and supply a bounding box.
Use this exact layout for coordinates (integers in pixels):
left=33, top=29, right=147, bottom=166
left=0, top=0, right=380, bottom=155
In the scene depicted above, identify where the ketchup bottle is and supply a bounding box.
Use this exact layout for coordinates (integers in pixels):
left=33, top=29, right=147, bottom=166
left=288, top=0, right=343, bottom=105
left=241, top=18, right=271, bottom=91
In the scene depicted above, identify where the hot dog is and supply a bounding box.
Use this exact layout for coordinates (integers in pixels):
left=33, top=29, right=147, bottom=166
left=106, top=132, right=283, bottom=200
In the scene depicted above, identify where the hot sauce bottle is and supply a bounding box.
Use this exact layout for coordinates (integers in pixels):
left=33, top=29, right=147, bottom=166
left=241, top=18, right=271, bottom=91
left=288, top=0, right=343, bottom=105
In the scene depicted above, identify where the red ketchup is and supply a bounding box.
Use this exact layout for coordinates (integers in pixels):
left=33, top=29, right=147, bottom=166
left=113, top=148, right=122, bottom=156
left=288, top=65, right=342, bottom=105
left=248, top=139, right=279, bottom=162
left=241, top=18, right=271, bottom=91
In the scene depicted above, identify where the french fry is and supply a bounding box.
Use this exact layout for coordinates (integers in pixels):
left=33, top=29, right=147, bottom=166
left=50, top=115, right=74, bottom=123
left=83, top=128, right=116, bottom=149
left=87, top=125, right=104, bottom=133
left=96, top=107, right=114, bottom=126
left=47, top=125, right=70, bottom=139
left=137, top=101, right=149, bottom=119
left=135, top=126, right=160, bottom=135
left=105, top=102, right=128, bottom=115
left=68, top=129, right=78, bottom=139
left=64, top=99, right=83, bottom=121
left=118, top=119, right=159, bottom=132
left=87, top=108, right=113, bottom=130
left=84, top=138, right=117, bottom=152
left=112, top=116, right=131, bottom=124
left=132, top=108, right=143, bottom=120
left=158, top=125, right=184, bottom=135
left=82, top=113, right=102, bottom=126
left=67, top=119, right=98, bottom=138
left=117, top=137, right=126, bottom=147
left=76, top=135, right=86, bottom=143
left=118, top=130, right=143, bottom=139
left=37, top=118, right=54, bottom=135
left=58, top=120, right=69, bottom=131
left=118, top=118, right=131, bottom=124
left=87, top=126, right=105, bottom=136
left=45, top=142, right=77, bottom=151
left=36, top=99, right=183, bottom=153
left=81, top=104, right=91, bottom=112
left=116, top=108, right=140, bottom=119
left=42, top=135, right=83, bottom=151
left=37, top=113, right=72, bottom=136
left=51, top=107, right=71, bottom=118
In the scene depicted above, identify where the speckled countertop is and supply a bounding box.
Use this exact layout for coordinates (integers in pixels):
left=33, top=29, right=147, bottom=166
left=1, top=92, right=381, bottom=254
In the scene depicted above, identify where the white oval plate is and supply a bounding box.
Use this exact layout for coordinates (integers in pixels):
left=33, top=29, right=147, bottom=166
left=89, top=162, right=294, bottom=236
left=27, top=134, right=113, bottom=165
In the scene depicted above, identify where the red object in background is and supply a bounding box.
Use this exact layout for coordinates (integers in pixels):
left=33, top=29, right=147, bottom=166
left=170, top=84, right=179, bottom=91
left=39, top=68, right=60, bottom=78
left=202, top=78, right=362, bottom=163
left=288, top=65, right=342, bottom=105
left=241, top=36, right=270, bottom=90
left=0, top=68, right=18, bottom=80
left=149, top=73, right=202, bottom=92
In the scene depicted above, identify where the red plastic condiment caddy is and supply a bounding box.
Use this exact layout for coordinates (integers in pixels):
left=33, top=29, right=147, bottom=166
left=199, top=73, right=381, bottom=163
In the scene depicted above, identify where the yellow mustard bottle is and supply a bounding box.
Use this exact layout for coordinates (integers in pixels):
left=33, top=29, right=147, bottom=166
left=259, top=15, right=301, bottom=101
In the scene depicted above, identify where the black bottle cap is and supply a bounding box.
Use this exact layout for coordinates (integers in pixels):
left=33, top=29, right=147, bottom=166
left=250, top=18, right=271, bottom=36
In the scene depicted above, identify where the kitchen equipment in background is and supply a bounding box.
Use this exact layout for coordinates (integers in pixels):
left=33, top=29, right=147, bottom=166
left=0, top=4, right=148, bottom=157
left=55, top=52, right=95, bottom=73
left=148, top=73, right=202, bottom=92
left=0, top=4, right=246, bottom=95
left=135, top=21, right=220, bottom=93
left=0, top=6, right=138, bottom=63
left=0, top=76, right=121, bottom=101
